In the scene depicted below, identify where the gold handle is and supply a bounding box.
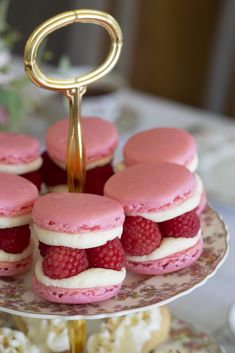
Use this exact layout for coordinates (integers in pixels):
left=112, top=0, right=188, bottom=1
left=24, top=9, right=122, bottom=91
left=24, top=9, right=122, bottom=192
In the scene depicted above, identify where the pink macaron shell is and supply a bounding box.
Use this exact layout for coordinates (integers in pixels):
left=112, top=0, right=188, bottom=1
left=123, top=127, right=196, bottom=168
left=104, top=162, right=196, bottom=215
left=46, top=117, right=118, bottom=165
left=0, top=255, right=33, bottom=276
left=32, top=275, right=122, bottom=304
left=32, top=193, right=124, bottom=233
left=195, top=192, right=207, bottom=216
left=0, top=173, right=38, bottom=216
left=126, top=237, right=203, bottom=275
left=0, top=132, right=40, bottom=164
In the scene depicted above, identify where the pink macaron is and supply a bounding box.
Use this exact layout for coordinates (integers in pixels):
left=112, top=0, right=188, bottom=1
left=122, top=127, right=198, bottom=172
left=32, top=193, right=126, bottom=304
left=0, top=172, right=38, bottom=276
left=0, top=132, right=42, bottom=190
left=41, top=117, right=118, bottom=195
left=104, top=162, right=203, bottom=275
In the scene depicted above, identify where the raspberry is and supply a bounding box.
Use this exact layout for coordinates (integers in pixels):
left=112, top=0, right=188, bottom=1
left=159, top=211, right=200, bottom=238
left=84, top=163, right=114, bottom=195
left=42, top=246, right=89, bottom=279
left=0, top=225, right=30, bottom=254
left=121, top=216, right=162, bottom=256
left=38, top=242, right=52, bottom=257
left=23, top=170, right=41, bottom=190
left=40, top=152, right=67, bottom=187
left=86, top=238, right=126, bottom=271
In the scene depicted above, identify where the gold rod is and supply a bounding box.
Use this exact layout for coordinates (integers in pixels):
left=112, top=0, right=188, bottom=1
left=66, top=87, right=86, bottom=193
left=67, top=320, right=87, bottom=353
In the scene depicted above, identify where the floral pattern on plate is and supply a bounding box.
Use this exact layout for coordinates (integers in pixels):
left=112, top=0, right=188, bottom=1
left=156, top=317, right=223, bottom=353
left=0, top=206, right=228, bottom=319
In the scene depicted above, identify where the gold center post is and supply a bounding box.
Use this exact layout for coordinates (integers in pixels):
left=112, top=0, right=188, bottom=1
left=24, top=9, right=122, bottom=353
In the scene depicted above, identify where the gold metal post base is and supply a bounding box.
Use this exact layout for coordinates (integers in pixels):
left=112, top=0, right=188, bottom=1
left=67, top=320, right=87, bottom=353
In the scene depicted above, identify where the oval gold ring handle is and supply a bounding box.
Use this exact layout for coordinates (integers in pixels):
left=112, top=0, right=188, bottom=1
left=24, top=9, right=123, bottom=92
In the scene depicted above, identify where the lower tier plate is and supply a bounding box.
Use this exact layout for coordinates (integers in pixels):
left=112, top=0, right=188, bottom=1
left=0, top=206, right=228, bottom=319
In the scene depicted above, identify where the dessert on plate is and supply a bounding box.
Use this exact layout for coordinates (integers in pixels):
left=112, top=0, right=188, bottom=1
left=104, top=162, right=203, bottom=275
left=31, top=193, right=126, bottom=304
left=0, top=172, right=38, bottom=276
left=0, top=327, right=39, bottom=353
left=23, top=318, right=69, bottom=353
left=41, top=116, right=118, bottom=195
left=87, top=306, right=171, bottom=353
left=117, top=127, right=206, bottom=214
left=0, top=131, right=42, bottom=190
left=121, top=127, right=198, bottom=172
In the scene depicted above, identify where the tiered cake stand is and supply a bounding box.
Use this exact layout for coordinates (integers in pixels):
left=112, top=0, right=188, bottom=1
left=0, top=9, right=228, bottom=353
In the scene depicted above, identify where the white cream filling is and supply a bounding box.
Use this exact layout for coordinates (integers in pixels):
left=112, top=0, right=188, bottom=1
left=0, top=327, right=39, bottom=353
left=127, top=230, right=201, bottom=263
left=139, top=174, right=203, bottom=222
left=116, top=153, right=198, bottom=174
left=32, top=224, right=123, bottom=249
left=187, top=154, right=198, bottom=173
left=0, top=238, right=34, bottom=262
left=35, top=259, right=126, bottom=289
left=0, top=213, right=31, bottom=229
left=53, top=155, right=113, bottom=171
left=47, top=184, right=68, bottom=193
left=0, top=156, right=42, bottom=175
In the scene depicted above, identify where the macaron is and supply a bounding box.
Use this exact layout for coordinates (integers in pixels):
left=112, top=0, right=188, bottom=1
left=121, top=127, right=198, bottom=172
left=32, top=193, right=126, bottom=304
left=104, top=162, right=203, bottom=275
left=0, top=132, right=42, bottom=190
left=0, top=172, right=38, bottom=276
left=41, top=117, right=118, bottom=195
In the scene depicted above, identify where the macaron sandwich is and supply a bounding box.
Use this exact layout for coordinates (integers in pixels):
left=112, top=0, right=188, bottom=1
left=0, top=131, right=42, bottom=190
left=32, top=193, right=126, bottom=304
left=0, top=172, right=38, bottom=276
left=118, top=127, right=206, bottom=215
left=104, top=162, right=203, bottom=275
left=41, top=117, right=118, bottom=195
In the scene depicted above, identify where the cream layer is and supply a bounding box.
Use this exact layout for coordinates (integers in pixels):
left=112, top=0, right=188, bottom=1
left=35, top=259, right=126, bottom=288
left=0, top=213, right=31, bottom=228
left=53, top=154, right=113, bottom=171
left=0, top=156, right=42, bottom=174
left=32, top=224, right=123, bottom=249
left=116, top=153, right=198, bottom=173
left=187, top=154, right=198, bottom=173
left=127, top=230, right=201, bottom=263
left=139, top=174, right=203, bottom=222
left=0, top=239, right=34, bottom=262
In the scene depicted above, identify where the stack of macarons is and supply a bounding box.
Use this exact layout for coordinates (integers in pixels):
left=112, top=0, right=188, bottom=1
left=104, top=162, right=203, bottom=275
left=0, top=172, right=38, bottom=276
left=118, top=127, right=206, bottom=214
left=41, top=117, right=118, bottom=195
left=31, top=193, right=126, bottom=304
left=0, top=132, right=42, bottom=190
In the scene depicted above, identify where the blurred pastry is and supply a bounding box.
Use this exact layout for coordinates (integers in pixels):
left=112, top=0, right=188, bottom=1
left=87, top=306, right=171, bottom=353
left=41, top=117, right=118, bottom=195
left=24, top=318, right=69, bottom=353
left=0, top=327, right=39, bottom=353
left=0, top=131, right=42, bottom=190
